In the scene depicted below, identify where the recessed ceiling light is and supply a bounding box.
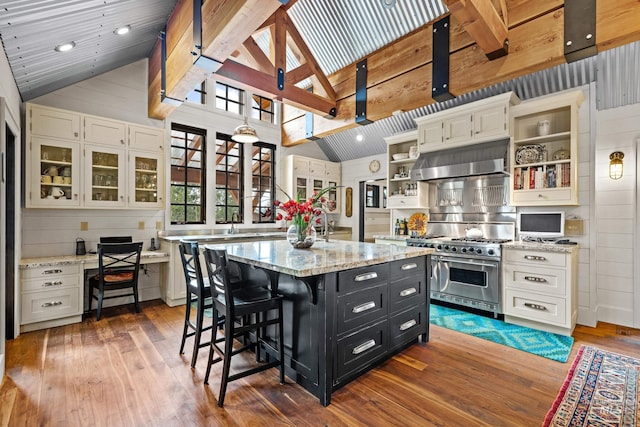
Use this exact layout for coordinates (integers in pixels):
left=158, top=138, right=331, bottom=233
left=356, top=134, right=364, bottom=142
left=114, top=25, right=131, bottom=35
left=54, top=42, right=76, bottom=52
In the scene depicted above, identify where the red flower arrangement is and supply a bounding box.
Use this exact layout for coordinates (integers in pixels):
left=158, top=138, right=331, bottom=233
left=274, top=186, right=336, bottom=243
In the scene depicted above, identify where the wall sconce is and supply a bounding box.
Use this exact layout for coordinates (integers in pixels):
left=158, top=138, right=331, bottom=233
left=609, top=151, right=624, bottom=180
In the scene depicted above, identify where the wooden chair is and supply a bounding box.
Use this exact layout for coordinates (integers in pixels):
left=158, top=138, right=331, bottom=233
left=203, top=247, right=285, bottom=407
left=89, top=242, right=143, bottom=320
left=178, top=240, right=218, bottom=368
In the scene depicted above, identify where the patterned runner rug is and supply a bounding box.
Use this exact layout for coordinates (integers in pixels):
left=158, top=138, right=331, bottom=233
left=429, top=304, right=574, bottom=362
left=543, top=345, right=640, bottom=426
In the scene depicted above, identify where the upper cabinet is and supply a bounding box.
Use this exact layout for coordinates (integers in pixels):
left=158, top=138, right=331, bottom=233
left=26, top=103, right=165, bottom=209
left=281, top=155, right=341, bottom=213
left=509, top=91, right=584, bottom=206
left=415, top=92, right=520, bottom=153
left=385, top=130, right=428, bottom=209
left=29, top=104, right=81, bottom=140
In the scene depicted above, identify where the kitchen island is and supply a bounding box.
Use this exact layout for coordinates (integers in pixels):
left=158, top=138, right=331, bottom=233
left=205, top=239, right=433, bottom=406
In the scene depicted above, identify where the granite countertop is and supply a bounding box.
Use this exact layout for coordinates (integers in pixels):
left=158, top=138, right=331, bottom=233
left=372, top=235, right=410, bottom=241
left=159, top=231, right=288, bottom=242
left=503, top=240, right=580, bottom=253
left=204, top=240, right=434, bottom=277
left=20, top=250, right=170, bottom=269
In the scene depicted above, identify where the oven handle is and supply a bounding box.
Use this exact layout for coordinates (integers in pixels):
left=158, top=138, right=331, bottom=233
left=436, top=256, right=498, bottom=269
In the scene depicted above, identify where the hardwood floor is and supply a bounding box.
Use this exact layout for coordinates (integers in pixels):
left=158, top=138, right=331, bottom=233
left=1, top=300, right=639, bottom=426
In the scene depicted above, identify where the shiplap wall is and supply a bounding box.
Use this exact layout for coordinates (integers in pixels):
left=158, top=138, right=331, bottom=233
left=594, top=102, right=640, bottom=327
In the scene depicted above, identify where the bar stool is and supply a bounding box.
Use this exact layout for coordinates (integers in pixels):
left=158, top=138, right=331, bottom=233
left=203, top=247, right=285, bottom=407
left=178, top=240, right=217, bottom=368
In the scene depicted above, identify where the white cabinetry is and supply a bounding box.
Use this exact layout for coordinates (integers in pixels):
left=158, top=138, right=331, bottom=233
left=502, top=245, right=578, bottom=336
left=26, top=103, right=165, bottom=209
left=20, top=263, right=83, bottom=331
left=415, top=92, right=519, bottom=153
left=385, top=130, right=428, bottom=210
left=510, top=91, right=583, bottom=206
left=281, top=155, right=341, bottom=213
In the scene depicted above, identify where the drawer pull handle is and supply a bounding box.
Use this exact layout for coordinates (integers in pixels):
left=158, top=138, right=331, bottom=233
left=523, top=255, right=546, bottom=261
left=41, top=301, right=63, bottom=308
left=400, top=287, right=417, bottom=297
left=524, top=302, right=547, bottom=311
left=401, top=263, right=418, bottom=270
left=524, top=276, right=547, bottom=283
left=400, top=319, right=417, bottom=331
left=354, top=272, right=378, bottom=282
left=352, top=301, right=376, bottom=314
left=43, top=269, right=63, bottom=275
left=43, top=281, right=63, bottom=287
left=352, top=339, right=376, bottom=355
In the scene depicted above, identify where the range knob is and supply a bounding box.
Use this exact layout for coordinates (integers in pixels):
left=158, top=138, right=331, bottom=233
left=461, top=248, right=467, bottom=253
left=444, top=245, right=449, bottom=250
left=487, top=249, right=494, bottom=255
left=436, top=244, right=442, bottom=250
left=451, top=246, right=457, bottom=252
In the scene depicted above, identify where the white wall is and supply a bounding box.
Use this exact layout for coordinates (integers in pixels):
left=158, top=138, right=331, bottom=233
left=594, top=102, right=640, bottom=327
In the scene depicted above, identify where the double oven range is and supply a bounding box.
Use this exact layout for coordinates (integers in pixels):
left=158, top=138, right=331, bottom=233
left=407, top=236, right=510, bottom=317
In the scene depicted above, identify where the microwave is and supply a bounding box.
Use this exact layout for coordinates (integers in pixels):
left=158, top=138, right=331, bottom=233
left=517, top=211, right=565, bottom=239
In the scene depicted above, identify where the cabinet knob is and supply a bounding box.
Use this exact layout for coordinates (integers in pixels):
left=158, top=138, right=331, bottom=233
left=120, top=139, right=125, bottom=144
left=74, top=132, right=78, bottom=137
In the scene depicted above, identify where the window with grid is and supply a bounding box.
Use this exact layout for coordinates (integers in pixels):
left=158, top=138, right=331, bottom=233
left=251, top=94, right=275, bottom=123
left=170, top=124, right=206, bottom=224
left=215, top=82, right=244, bottom=114
left=251, top=143, right=276, bottom=223
left=215, top=133, right=243, bottom=223
left=185, top=81, right=206, bottom=105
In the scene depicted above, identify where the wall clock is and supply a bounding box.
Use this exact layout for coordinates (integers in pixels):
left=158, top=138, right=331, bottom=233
left=369, top=159, right=380, bottom=173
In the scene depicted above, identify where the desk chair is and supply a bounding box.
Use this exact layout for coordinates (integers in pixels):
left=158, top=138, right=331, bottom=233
left=100, top=236, right=133, bottom=243
left=178, top=240, right=219, bottom=368
left=203, top=248, right=285, bottom=407
left=89, top=242, right=143, bottom=320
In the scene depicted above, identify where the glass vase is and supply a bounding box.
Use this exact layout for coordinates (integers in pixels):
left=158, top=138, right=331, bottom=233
left=287, top=223, right=316, bottom=249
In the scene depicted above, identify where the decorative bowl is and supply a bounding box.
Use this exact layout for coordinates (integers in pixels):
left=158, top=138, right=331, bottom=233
left=392, top=153, right=409, bottom=161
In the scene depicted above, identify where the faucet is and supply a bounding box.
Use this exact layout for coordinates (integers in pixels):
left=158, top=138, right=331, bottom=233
left=321, top=211, right=330, bottom=242
left=229, top=211, right=240, bottom=234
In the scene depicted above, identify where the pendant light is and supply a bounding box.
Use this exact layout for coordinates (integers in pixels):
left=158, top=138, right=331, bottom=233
left=232, top=100, right=259, bottom=143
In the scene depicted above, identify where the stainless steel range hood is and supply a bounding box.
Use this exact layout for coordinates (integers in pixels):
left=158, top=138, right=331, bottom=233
left=410, top=138, right=510, bottom=181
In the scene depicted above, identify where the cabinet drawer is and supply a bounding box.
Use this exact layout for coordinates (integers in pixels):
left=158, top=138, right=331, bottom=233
left=504, top=289, right=567, bottom=327
left=337, top=284, right=387, bottom=334
left=388, top=305, right=427, bottom=350
left=22, top=272, right=82, bottom=293
left=389, top=275, right=425, bottom=314
left=335, top=320, right=387, bottom=383
left=512, top=188, right=572, bottom=204
left=21, top=264, right=82, bottom=280
left=504, top=263, right=566, bottom=296
left=386, top=196, right=421, bottom=209
left=21, top=287, right=82, bottom=324
left=338, top=263, right=388, bottom=293
left=504, top=249, right=566, bottom=268
left=390, top=257, right=425, bottom=277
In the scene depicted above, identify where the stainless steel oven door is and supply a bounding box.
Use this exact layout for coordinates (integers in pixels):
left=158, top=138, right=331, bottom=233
left=431, top=254, right=501, bottom=310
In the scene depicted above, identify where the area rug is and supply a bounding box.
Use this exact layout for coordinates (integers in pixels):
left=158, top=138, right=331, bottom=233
left=429, top=304, right=574, bottom=362
left=543, top=345, right=640, bottom=426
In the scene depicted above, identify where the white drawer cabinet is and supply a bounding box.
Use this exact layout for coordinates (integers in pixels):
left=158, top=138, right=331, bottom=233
left=21, top=263, right=83, bottom=330
left=502, top=245, right=577, bottom=336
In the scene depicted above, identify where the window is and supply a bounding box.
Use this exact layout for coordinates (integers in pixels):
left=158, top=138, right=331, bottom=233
left=215, top=133, right=243, bottom=223
left=251, top=94, right=275, bottom=123
left=185, top=81, right=206, bottom=105
left=252, top=143, right=276, bottom=223
left=170, top=124, right=206, bottom=224
left=215, top=82, right=243, bottom=114
left=366, top=184, right=380, bottom=208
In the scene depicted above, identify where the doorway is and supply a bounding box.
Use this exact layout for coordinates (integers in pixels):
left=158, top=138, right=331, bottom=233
left=4, top=122, right=16, bottom=339
left=358, top=179, right=389, bottom=242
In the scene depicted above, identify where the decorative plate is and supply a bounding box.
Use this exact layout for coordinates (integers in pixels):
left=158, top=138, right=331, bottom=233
left=515, top=145, right=543, bottom=165
left=552, top=149, right=570, bottom=160
left=408, top=213, right=428, bottom=235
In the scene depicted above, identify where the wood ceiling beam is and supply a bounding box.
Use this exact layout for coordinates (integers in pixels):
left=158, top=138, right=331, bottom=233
left=216, top=60, right=335, bottom=117
left=282, top=0, right=640, bottom=146
left=443, top=0, right=509, bottom=58
left=148, top=0, right=282, bottom=120
left=238, top=37, right=274, bottom=75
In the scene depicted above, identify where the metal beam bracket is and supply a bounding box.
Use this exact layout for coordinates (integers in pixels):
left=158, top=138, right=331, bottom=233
left=192, top=0, right=223, bottom=72
left=305, top=112, right=319, bottom=140
left=432, top=16, right=455, bottom=102
left=564, top=0, right=597, bottom=63
left=355, top=59, right=373, bottom=125
left=277, top=68, right=285, bottom=90
left=160, top=31, right=183, bottom=106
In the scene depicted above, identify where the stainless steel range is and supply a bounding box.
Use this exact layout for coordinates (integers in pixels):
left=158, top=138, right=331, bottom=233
left=404, top=174, right=517, bottom=317
left=407, top=236, right=511, bottom=317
